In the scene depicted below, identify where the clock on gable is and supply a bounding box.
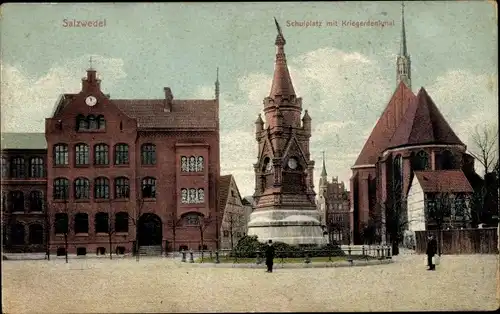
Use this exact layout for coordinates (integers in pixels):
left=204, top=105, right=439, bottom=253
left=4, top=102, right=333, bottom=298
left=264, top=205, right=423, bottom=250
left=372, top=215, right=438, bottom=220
left=287, top=157, right=298, bottom=170
left=85, top=95, right=97, bottom=107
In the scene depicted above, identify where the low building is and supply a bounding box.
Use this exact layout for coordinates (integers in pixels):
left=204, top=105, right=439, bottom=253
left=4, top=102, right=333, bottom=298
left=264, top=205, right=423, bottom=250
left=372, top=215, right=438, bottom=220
left=219, top=175, right=247, bottom=250
left=1, top=133, right=47, bottom=253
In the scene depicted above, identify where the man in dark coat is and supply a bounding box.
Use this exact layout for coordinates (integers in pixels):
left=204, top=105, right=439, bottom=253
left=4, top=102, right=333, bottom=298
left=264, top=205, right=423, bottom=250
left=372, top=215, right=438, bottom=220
left=265, top=239, right=275, bottom=273
left=426, top=234, right=438, bottom=271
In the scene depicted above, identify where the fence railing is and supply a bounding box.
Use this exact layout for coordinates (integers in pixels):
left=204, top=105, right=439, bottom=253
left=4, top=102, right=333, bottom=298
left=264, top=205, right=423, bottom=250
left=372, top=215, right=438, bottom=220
left=415, top=227, right=498, bottom=255
left=178, top=245, right=393, bottom=265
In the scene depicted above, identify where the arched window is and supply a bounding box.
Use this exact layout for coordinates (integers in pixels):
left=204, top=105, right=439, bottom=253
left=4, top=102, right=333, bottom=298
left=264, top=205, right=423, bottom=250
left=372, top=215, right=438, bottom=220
left=196, top=156, right=204, bottom=172
left=262, top=157, right=272, bottom=173
left=188, top=156, right=196, bottom=172
left=28, top=224, right=44, bottom=244
left=53, top=178, right=69, bottom=200
left=10, top=157, right=25, bottom=178
left=181, top=188, right=188, bottom=203
left=94, top=144, right=109, bottom=165
left=95, top=212, right=109, bottom=233
left=441, top=150, right=455, bottom=170
left=181, top=156, right=188, bottom=172
left=115, top=212, right=129, bottom=232
left=411, top=150, right=429, bottom=171
left=54, top=213, right=68, bottom=234
left=141, top=144, right=156, bottom=165
left=1, top=157, right=9, bottom=178
left=74, top=177, right=90, bottom=200
left=8, top=191, right=24, bottom=212
left=183, top=213, right=201, bottom=226
left=74, top=213, right=89, bottom=234
left=141, top=177, right=156, bottom=198
left=393, top=154, right=403, bottom=189
left=115, top=177, right=130, bottom=198
left=75, top=143, right=90, bottom=166
left=88, top=115, right=97, bottom=129
left=29, top=191, right=43, bottom=212
left=53, top=144, right=69, bottom=166
left=97, top=115, right=106, bottom=129
left=76, top=114, right=88, bottom=131
left=29, top=157, right=44, bottom=178
left=11, top=223, right=25, bottom=245
left=114, top=144, right=129, bottom=165
left=94, top=177, right=110, bottom=199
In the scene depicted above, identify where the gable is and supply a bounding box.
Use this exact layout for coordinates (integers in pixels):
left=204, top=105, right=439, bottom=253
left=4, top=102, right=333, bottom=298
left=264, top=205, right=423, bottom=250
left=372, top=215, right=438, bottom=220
left=282, top=135, right=307, bottom=167
left=258, top=134, right=275, bottom=163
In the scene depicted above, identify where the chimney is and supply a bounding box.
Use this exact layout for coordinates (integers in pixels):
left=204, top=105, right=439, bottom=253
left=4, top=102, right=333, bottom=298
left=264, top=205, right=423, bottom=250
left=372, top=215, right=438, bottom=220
left=164, top=87, right=174, bottom=112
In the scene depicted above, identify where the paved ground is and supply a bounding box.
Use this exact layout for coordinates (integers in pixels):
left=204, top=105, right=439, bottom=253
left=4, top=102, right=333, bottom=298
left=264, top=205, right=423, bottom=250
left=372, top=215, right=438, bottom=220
left=2, top=254, right=498, bottom=313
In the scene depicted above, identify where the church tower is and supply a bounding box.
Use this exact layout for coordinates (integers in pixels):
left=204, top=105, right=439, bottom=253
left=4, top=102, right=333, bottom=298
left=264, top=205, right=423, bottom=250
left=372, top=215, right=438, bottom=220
left=246, top=19, right=326, bottom=246
left=396, top=2, right=411, bottom=90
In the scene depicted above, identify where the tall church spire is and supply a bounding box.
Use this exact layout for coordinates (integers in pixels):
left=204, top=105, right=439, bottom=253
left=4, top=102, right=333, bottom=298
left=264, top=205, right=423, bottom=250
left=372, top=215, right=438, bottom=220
left=396, top=1, right=411, bottom=90
left=215, top=67, right=220, bottom=100
left=269, top=17, right=296, bottom=98
left=321, top=151, right=327, bottom=178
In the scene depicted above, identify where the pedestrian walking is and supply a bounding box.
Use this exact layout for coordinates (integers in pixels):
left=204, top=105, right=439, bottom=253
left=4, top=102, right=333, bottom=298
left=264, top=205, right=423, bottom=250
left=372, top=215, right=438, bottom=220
left=426, top=234, right=438, bottom=271
left=265, top=239, right=275, bottom=273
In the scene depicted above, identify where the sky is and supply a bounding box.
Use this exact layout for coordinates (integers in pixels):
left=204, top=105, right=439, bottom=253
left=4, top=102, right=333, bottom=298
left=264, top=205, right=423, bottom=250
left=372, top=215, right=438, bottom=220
left=1, top=2, right=498, bottom=198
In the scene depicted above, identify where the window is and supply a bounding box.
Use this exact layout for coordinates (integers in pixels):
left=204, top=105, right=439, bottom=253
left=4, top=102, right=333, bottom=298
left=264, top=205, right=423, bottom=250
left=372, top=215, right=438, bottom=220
left=141, top=177, right=156, bottom=198
left=141, top=144, right=156, bottom=165
left=223, top=230, right=229, bottom=237
left=181, top=155, right=205, bottom=172
left=76, top=114, right=88, bottom=131
left=88, top=115, right=97, bottom=129
left=75, top=144, right=90, bottom=166
left=94, top=144, right=109, bottom=165
left=454, top=196, right=466, bottom=217
left=94, top=177, right=110, bottom=199
left=115, top=177, right=130, bottom=199
left=1, top=157, right=8, bottom=178
left=29, top=157, right=44, bottom=178
left=10, top=157, right=25, bottom=178
left=115, top=212, right=129, bottom=232
left=53, top=178, right=69, bottom=200
left=184, top=213, right=200, bottom=225
left=97, top=115, right=106, bottom=129
left=11, top=223, right=25, bottom=245
left=29, top=191, right=43, bottom=212
left=74, top=213, right=89, bottom=234
left=28, top=224, right=44, bottom=245
left=53, top=144, right=69, bottom=166
left=114, top=144, right=129, bottom=165
left=393, top=154, right=403, bottom=186
left=74, top=177, right=90, bottom=200
left=412, top=150, right=429, bottom=171
left=441, top=150, right=455, bottom=170
left=9, top=191, right=24, bottom=212
left=95, top=212, right=109, bottom=233
left=54, top=213, right=68, bottom=234
left=77, top=247, right=87, bottom=256
left=181, top=156, right=188, bottom=172
left=196, top=156, right=204, bottom=172
left=181, top=188, right=204, bottom=204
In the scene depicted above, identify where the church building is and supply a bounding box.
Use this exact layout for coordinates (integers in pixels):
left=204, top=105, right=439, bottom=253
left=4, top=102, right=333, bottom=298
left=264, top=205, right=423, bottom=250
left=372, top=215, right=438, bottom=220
left=349, top=4, right=483, bottom=245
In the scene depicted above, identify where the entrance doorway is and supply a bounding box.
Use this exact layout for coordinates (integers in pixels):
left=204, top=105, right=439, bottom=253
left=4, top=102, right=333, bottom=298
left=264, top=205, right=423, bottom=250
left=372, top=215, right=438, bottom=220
left=138, top=213, right=162, bottom=246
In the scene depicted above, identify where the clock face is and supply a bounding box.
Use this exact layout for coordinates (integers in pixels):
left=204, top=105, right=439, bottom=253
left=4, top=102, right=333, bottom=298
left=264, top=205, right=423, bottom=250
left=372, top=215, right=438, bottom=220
left=266, top=160, right=273, bottom=171
left=288, top=157, right=298, bottom=170
left=85, top=96, right=97, bottom=107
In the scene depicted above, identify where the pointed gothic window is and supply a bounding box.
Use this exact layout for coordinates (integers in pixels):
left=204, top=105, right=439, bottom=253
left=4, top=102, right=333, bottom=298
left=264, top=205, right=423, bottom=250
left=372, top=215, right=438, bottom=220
left=393, top=154, right=403, bottom=189
left=412, top=150, right=429, bottom=171
left=441, top=150, right=455, bottom=170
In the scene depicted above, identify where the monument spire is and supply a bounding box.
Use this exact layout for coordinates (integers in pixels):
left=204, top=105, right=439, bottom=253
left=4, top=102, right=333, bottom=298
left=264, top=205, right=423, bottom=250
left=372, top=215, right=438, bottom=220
left=269, top=17, right=295, bottom=98
left=396, top=1, right=412, bottom=90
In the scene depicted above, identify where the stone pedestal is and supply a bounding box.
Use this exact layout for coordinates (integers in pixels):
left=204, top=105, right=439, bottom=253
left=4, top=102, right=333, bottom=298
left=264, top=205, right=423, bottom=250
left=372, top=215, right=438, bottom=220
left=247, top=209, right=327, bottom=246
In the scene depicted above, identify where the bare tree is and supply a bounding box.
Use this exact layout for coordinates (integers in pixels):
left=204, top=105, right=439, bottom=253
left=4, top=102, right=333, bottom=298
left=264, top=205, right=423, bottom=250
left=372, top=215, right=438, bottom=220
left=426, top=191, right=453, bottom=256
left=225, top=211, right=245, bottom=250
left=102, top=199, right=116, bottom=260
left=168, top=212, right=182, bottom=254
left=52, top=198, right=71, bottom=263
left=128, top=198, right=145, bottom=262
left=198, top=215, right=213, bottom=260
left=469, top=124, right=498, bottom=176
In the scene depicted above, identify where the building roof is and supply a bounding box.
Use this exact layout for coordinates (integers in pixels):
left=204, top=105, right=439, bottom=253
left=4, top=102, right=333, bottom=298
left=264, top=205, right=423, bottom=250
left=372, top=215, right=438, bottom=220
left=354, top=81, right=416, bottom=166
left=114, top=99, right=218, bottom=130
left=414, top=170, right=474, bottom=193
left=1, top=133, right=47, bottom=150
left=218, top=175, right=233, bottom=220
left=387, top=88, right=464, bottom=148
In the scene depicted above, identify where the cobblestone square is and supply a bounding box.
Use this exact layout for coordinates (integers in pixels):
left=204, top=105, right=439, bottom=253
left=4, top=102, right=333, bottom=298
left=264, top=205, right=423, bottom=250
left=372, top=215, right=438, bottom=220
left=2, top=254, right=498, bottom=313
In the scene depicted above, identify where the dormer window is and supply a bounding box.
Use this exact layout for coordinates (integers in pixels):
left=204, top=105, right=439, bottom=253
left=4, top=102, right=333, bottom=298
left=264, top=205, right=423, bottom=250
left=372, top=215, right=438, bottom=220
left=76, top=114, right=106, bottom=131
